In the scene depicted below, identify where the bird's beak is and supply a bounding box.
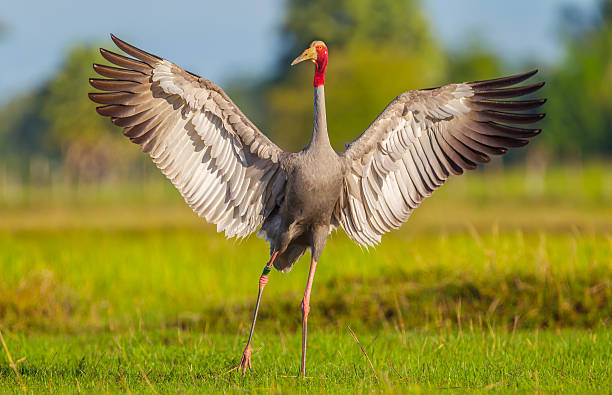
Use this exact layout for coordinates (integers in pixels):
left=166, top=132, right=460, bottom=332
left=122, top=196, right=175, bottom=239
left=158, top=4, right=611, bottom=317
left=291, top=47, right=317, bottom=66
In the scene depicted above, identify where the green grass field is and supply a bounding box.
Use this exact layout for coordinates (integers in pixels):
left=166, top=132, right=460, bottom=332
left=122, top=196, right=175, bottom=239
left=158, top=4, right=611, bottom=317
left=0, top=164, right=611, bottom=393
left=1, top=329, right=610, bottom=393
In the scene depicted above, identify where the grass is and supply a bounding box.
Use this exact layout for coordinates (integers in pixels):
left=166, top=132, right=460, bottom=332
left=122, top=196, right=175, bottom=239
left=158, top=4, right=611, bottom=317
left=0, top=164, right=611, bottom=392
left=1, top=328, right=610, bottom=393
left=2, top=162, right=612, bottom=232
left=0, top=229, right=610, bottom=333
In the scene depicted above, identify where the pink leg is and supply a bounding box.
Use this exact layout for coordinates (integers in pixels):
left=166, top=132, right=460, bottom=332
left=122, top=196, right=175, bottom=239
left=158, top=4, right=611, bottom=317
left=239, top=251, right=278, bottom=375
left=300, top=258, right=318, bottom=378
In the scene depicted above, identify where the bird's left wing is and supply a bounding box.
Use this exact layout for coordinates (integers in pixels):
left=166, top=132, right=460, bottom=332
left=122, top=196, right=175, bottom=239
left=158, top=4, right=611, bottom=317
left=89, top=35, right=287, bottom=239
left=338, top=70, right=545, bottom=247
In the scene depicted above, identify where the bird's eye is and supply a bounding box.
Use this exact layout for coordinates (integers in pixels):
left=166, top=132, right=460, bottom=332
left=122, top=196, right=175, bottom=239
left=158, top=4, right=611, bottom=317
left=317, top=45, right=323, bottom=50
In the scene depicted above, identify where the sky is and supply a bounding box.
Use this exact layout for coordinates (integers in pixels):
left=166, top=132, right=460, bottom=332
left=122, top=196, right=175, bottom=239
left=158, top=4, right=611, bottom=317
left=0, top=0, right=600, bottom=105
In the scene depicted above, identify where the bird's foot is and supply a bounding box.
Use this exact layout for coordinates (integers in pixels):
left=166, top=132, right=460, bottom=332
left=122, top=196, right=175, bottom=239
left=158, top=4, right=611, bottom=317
left=238, top=344, right=252, bottom=375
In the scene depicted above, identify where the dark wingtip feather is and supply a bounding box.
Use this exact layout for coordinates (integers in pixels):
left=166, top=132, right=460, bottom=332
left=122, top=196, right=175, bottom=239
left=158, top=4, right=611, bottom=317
left=95, top=105, right=113, bottom=116
left=515, top=139, right=530, bottom=147
left=474, top=81, right=545, bottom=99
left=475, top=111, right=546, bottom=124
left=110, top=33, right=162, bottom=65
left=99, top=48, right=116, bottom=62
left=110, top=34, right=125, bottom=49
left=92, top=63, right=107, bottom=77
left=467, top=98, right=547, bottom=112
left=92, top=63, right=149, bottom=81
left=89, top=78, right=104, bottom=90
left=524, top=81, right=546, bottom=91
left=469, top=69, right=539, bottom=89
left=88, top=92, right=117, bottom=105
left=99, top=48, right=152, bottom=73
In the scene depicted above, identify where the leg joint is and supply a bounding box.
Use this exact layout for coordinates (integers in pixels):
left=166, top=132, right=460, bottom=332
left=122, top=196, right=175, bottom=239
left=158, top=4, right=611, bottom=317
left=301, top=299, right=310, bottom=317
left=259, top=274, right=269, bottom=289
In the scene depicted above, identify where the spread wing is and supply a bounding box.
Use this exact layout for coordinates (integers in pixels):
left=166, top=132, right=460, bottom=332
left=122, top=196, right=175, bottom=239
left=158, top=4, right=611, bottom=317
left=339, top=70, right=545, bottom=247
left=89, top=35, right=287, bottom=238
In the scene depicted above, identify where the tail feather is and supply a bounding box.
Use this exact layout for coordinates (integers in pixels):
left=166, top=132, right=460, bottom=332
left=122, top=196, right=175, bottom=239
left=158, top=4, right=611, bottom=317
left=273, top=243, right=308, bottom=273
left=256, top=211, right=310, bottom=273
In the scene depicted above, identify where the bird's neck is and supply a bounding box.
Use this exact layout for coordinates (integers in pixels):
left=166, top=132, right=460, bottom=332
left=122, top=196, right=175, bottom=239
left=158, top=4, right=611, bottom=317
left=307, top=85, right=331, bottom=153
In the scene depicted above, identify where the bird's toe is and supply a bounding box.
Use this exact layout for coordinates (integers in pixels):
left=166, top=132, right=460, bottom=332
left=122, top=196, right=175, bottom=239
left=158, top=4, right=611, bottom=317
left=238, top=345, right=252, bottom=375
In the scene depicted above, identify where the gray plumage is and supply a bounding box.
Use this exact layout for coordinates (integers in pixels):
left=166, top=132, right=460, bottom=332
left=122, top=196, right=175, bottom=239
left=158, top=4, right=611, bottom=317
left=89, top=35, right=545, bottom=272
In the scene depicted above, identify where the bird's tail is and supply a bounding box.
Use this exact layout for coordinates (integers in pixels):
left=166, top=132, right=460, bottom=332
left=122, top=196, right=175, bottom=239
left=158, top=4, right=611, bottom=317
left=257, top=211, right=307, bottom=272
left=273, top=243, right=308, bottom=273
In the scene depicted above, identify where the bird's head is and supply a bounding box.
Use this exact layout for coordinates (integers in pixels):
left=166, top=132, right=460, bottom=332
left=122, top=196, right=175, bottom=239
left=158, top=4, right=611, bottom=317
left=291, top=41, right=328, bottom=87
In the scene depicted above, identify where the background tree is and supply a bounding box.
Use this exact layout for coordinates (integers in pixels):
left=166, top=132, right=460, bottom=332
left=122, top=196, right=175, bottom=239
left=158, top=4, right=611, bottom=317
left=261, top=0, right=447, bottom=151
left=445, top=46, right=504, bottom=83
left=2, top=0, right=612, bottom=182
left=540, top=0, right=612, bottom=159
left=0, top=44, right=148, bottom=182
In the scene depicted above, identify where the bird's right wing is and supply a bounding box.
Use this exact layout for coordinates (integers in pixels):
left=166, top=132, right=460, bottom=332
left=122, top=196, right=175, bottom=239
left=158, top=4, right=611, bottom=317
left=338, top=70, right=545, bottom=247
left=89, top=35, right=287, bottom=238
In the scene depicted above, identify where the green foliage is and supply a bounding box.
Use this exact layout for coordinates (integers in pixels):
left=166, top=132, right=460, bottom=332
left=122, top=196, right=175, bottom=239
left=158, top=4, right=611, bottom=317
left=0, top=46, right=119, bottom=162
left=540, top=0, right=612, bottom=158
left=2, top=162, right=612, bottom=333
left=0, top=44, right=149, bottom=182
left=1, top=228, right=610, bottom=333
left=2, top=0, right=612, bottom=169
left=0, top=90, right=53, bottom=159
left=0, top=165, right=610, bottom=392
left=266, top=47, right=446, bottom=151
left=40, top=45, right=146, bottom=181
left=445, top=47, right=504, bottom=83
left=41, top=46, right=113, bottom=148
left=262, top=0, right=612, bottom=159
left=280, top=0, right=434, bottom=56
left=264, top=0, right=446, bottom=151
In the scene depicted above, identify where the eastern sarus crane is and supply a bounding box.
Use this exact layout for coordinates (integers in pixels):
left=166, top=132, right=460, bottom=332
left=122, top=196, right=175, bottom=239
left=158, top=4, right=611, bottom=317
left=89, top=35, right=545, bottom=377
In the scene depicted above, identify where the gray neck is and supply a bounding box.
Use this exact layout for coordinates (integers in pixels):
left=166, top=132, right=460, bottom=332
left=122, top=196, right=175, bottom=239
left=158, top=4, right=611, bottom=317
left=306, top=85, right=331, bottom=152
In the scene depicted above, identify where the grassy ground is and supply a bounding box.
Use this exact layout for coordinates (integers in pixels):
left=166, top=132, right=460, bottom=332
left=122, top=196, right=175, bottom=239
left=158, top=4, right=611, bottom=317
left=1, top=328, right=610, bottom=393
left=0, top=164, right=611, bottom=392
left=1, top=229, right=610, bottom=333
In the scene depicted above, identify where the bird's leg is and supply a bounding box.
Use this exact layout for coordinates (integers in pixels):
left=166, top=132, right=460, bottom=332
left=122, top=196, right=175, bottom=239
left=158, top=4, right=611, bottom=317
left=300, top=258, right=318, bottom=378
left=238, top=251, right=278, bottom=375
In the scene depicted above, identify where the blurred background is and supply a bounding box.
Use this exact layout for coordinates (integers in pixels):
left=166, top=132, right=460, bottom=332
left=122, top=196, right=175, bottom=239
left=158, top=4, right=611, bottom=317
left=0, top=0, right=610, bottom=333
left=1, top=0, right=611, bottom=190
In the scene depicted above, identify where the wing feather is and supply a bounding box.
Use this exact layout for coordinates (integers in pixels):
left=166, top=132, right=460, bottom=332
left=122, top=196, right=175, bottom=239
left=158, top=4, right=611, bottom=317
left=90, top=35, right=287, bottom=239
left=339, top=71, right=545, bottom=246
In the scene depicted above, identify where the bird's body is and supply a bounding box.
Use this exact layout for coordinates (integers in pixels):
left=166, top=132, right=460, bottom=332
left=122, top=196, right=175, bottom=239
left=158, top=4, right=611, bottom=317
left=261, top=85, right=343, bottom=270
left=89, top=36, right=545, bottom=377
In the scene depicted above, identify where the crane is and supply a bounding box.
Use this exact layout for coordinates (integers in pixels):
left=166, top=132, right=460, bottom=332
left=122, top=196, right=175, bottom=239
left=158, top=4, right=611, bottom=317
left=89, top=35, right=545, bottom=378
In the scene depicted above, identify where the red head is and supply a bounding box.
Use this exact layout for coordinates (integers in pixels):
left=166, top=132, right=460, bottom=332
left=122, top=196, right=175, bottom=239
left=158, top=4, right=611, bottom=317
left=290, top=41, right=328, bottom=87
